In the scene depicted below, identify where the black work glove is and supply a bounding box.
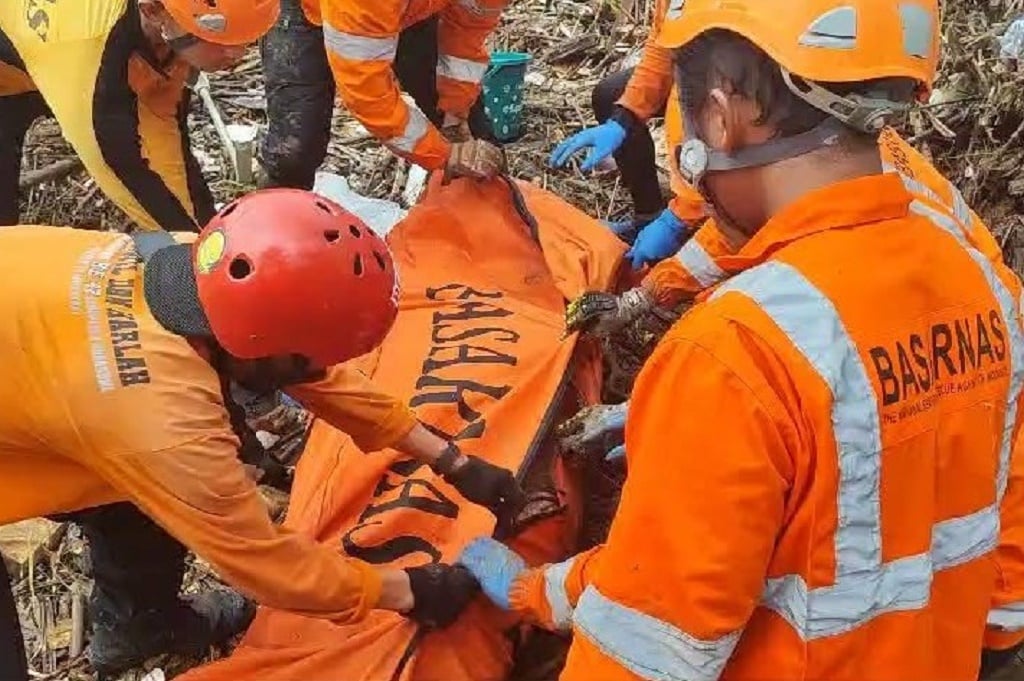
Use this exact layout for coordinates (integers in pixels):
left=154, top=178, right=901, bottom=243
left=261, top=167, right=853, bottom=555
left=404, top=563, right=480, bottom=629
left=433, top=445, right=527, bottom=537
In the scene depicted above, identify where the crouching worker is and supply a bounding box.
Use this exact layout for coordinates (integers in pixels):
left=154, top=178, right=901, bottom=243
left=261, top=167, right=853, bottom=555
left=0, top=189, right=525, bottom=680
left=461, top=1, right=1024, bottom=679
left=548, top=0, right=709, bottom=268
left=0, top=0, right=277, bottom=229
left=258, top=0, right=508, bottom=191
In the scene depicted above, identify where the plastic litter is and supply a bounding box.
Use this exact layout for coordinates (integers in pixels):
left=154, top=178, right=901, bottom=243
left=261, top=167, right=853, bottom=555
left=312, top=172, right=408, bottom=238
left=999, top=16, right=1024, bottom=61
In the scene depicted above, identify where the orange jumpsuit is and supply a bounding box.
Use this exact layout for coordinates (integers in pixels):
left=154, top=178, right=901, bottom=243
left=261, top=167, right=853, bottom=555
left=0, top=226, right=419, bottom=622
left=303, top=0, right=507, bottom=170
left=510, top=168, right=1024, bottom=679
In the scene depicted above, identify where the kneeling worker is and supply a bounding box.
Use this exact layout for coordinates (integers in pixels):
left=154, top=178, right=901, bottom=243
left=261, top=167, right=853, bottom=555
left=461, top=0, right=1024, bottom=679
left=0, top=190, right=523, bottom=679
left=0, top=0, right=275, bottom=229
left=548, top=0, right=708, bottom=269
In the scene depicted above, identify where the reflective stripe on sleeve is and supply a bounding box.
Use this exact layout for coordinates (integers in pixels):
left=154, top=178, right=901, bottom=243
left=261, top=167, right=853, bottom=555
left=675, top=239, right=726, bottom=288
left=384, top=108, right=431, bottom=154
left=573, top=585, right=740, bottom=681
left=543, top=556, right=576, bottom=632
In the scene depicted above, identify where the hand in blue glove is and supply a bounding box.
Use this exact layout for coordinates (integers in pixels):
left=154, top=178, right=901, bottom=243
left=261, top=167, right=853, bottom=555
left=549, top=121, right=628, bottom=172
left=625, top=209, right=688, bottom=270
left=457, top=537, right=528, bottom=611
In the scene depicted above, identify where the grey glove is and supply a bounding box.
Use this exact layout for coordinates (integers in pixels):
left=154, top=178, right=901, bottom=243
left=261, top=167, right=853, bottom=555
left=564, top=287, right=654, bottom=338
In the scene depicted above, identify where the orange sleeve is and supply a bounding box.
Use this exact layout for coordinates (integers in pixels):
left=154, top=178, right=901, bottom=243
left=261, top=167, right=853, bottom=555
left=90, top=430, right=383, bottom=621
left=508, top=545, right=604, bottom=632
left=985, top=416, right=1024, bottom=650
left=560, top=322, right=793, bottom=681
left=288, top=363, right=418, bottom=453
left=666, top=185, right=706, bottom=224
left=641, top=219, right=734, bottom=308
left=615, top=0, right=673, bottom=121
left=436, top=0, right=508, bottom=119
left=321, top=0, right=451, bottom=169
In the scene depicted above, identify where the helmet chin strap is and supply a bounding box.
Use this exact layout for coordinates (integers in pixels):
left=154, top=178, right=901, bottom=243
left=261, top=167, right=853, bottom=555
left=675, top=113, right=846, bottom=188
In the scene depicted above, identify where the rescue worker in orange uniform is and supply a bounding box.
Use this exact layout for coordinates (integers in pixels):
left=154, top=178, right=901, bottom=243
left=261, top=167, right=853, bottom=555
left=549, top=0, right=705, bottom=257
left=257, top=0, right=507, bottom=191
left=0, top=190, right=525, bottom=680
left=459, top=1, right=1024, bottom=678
left=0, top=0, right=276, bottom=229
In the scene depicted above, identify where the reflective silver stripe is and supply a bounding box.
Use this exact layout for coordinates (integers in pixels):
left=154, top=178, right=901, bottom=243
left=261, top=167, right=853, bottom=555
left=385, top=107, right=431, bottom=154
left=675, top=239, right=726, bottom=288
left=573, top=586, right=740, bottom=681
left=988, top=602, right=1024, bottom=631
left=437, top=55, right=487, bottom=84
left=543, top=556, right=576, bottom=632
left=323, top=24, right=397, bottom=61
left=704, top=198, right=1024, bottom=640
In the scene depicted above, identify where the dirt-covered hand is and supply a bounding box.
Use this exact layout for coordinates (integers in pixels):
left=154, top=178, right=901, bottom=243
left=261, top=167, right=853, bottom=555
left=443, top=455, right=527, bottom=534
left=404, top=564, right=480, bottom=629
left=557, top=402, right=627, bottom=462
left=442, top=117, right=473, bottom=143
left=564, top=287, right=653, bottom=338
left=445, top=140, right=506, bottom=182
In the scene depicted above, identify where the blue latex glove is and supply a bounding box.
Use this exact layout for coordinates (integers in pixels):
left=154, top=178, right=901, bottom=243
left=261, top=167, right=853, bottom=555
left=602, top=218, right=642, bottom=246
left=625, top=209, right=688, bottom=270
left=549, top=121, right=628, bottom=172
left=457, top=537, right=528, bottom=611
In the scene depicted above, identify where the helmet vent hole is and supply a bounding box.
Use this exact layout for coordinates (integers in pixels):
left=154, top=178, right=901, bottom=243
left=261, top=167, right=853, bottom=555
left=353, top=254, right=364, bottom=276
left=219, top=201, right=239, bottom=218
left=348, top=224, right=362, bottom=238
left=323, top=229, right=340, bottom=243
left=314, top=200, right=333, bottom=214
left=373, top=251, right=387, bottom=271
left=229, top=256, right=253, bottom=280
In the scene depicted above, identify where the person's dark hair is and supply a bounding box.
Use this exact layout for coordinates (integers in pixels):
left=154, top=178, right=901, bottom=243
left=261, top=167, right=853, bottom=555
left=674, top=29, right=918, bottom=148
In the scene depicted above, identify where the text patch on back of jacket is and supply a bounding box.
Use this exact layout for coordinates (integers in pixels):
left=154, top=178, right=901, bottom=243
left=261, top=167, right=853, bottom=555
left=868, top=306, right=1008, bottom=419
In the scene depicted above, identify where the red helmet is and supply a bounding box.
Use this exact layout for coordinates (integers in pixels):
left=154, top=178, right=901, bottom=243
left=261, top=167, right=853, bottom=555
left=192, top=189, right=400, bottom=367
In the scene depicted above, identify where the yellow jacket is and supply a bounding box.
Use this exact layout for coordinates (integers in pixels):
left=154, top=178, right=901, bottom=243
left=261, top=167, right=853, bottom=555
left=0, top=0, right=213, bottom=231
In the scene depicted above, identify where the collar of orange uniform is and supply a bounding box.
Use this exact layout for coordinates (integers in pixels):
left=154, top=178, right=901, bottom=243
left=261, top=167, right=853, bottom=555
left=711, top=172, right=911, bottom=277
